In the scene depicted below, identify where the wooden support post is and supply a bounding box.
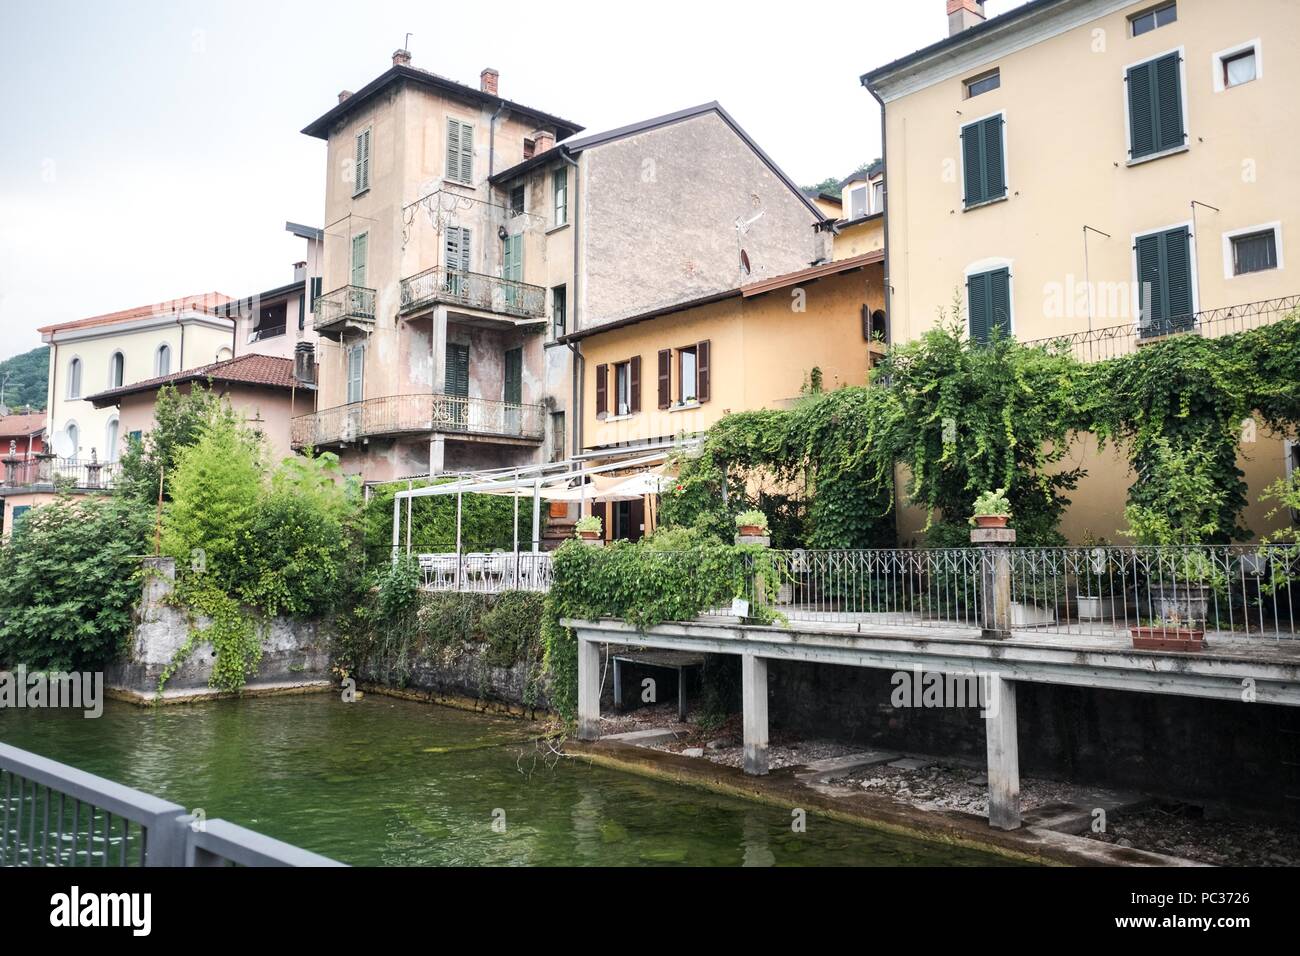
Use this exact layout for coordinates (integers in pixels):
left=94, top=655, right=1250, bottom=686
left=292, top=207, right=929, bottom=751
left=741, top=653, right=769, bottom=776
left=984, top=673, right=1021, bottom=830
left=972, top=527, right=1016, bottom=639
left=577, top=637, right=602, bottom=741
left=612, top=657, right=623, bottom=712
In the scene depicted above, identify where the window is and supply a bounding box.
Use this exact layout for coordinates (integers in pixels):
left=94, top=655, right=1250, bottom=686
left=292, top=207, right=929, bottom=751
left=553, top=168, right=568, bottom=226
left=508, top=184, right=525, bottom=218
left=961, top=114, right=1006, bottom=207
left=105, top=417, right=119, bottom=463
left=964, top=68, right=1000, bottom=98
left=446, top=118, right=474, bottom=184
left=351, top=232, right=368, bottom=287
left=309, top=276, right=323, bottom=314
left=552, top=285, right=567, bottom=337
left=108, top=352, right=124, bottom=389
left=67, top=357, right=82, bottom=398
left=966, top=267, right=1012, bottom=344
left=871, top=179, right=884, bottom=214
left=129, top=430, right=143, bottom=445
left=849, top=186, right=867, bottom=219
left=444, top=226, right=471, bottom=274
left=65, top=422, right=79, bottom=457
left=252, top=301, right=287, bottom=342
left=679, top=346, right=698, bottom=404
left=549, top=411, right=565, bottom=463
left=502, top=234, right=523, bottom=309
left=1127, top=52, right=1185, bottom=160
left=155, top=344, right=171, bottom=377
left=353, top=127, right=371, bottom=195
left=595, top=357, right=641, bottom=417
left=1135, top=225, right=1194, bottom=335
left=1230, top=228, right=1278, bottom=276
left=445, top=343, right=470, bottom=398
left=1130, top=2, right=1176, bottom=37
left=1222, top=48, right=1256, bottom=88
left=298, top=289, right=306, bottom=331
left=346, top=345, right=364, bottom=404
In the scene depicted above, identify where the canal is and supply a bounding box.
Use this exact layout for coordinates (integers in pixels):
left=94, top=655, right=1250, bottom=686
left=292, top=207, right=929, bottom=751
left=0, top=694, right=1014, bottom=866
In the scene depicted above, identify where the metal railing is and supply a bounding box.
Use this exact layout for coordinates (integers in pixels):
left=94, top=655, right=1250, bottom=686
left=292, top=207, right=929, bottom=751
left=0, top=457, right=120, bottom=491
left=1021, top=294, right=1300, bottom=363
left=0, top=742, right=342, bottom=867
left=312, top=284, right=376, bottom=333
left=400, top=267, right=546, bottom=321
left=247, top=324, right=286, bottom=343
left=733, top=545, right=1298, bottom=642
left=415, top=551, right=553, bottom=593
left=292, top=393, right=545, bottom=448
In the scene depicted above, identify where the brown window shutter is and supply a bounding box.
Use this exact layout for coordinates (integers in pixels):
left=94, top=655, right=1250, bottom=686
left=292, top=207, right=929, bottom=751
left=657, top=349, right=671, bottom=409
left=629, top=355, right=642, bottom=413
left=697, top=340, right=711, bottom=403
left=595, top=363, right=608, bottom=416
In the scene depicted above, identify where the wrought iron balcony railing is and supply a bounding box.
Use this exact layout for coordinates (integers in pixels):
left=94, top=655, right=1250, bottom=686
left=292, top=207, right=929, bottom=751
left=292, top=393, right=545, bottom=448
left=400, top=267, right=546, bottom=321
left=0, top=457, right=120, bottom=491
left=1021, top=294, right=1300, bottom=364
left=311, top=285, right=376, bottom=338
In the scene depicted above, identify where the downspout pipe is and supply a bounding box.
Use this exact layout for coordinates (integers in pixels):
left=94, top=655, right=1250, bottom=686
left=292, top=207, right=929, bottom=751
left=863, top=78, right=892, bottom=347
left=562, top=149, right=583, bottom=462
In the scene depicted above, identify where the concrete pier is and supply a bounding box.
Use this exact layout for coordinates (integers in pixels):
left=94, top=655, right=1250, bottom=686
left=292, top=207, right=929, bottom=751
left=741, top=653, right=769, bottom=775
left=983, top=674, right=1020, bottom=829
left=577, top=637, right=601, bottom=741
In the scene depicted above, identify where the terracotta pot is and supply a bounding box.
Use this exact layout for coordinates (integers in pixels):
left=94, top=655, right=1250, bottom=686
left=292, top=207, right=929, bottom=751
left=1130, top=626, right=1207, bottom=652
left=737, top=525, right=765, bottom=536
left=577, top=530, right=601, bottom=540
left=973, top=514, right=1010, bottom=529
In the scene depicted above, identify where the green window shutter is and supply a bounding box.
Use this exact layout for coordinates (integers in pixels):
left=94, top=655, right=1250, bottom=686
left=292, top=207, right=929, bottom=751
left=446, top=119, right=473, bottom=182
left=967, top=271, right=991, bottom=343
left=988, top=267, right=1011, bottom=337
left=961, top=116, right=1005, bottom=207
left=444, top=227, right=471, bottom=273
left=1128, top=53, right=1184, bottom=159
left=503, top=234, right=522, bottom=282
left=1136, top=226, right=1193, bottom=333
left=503, top=348, right=522, bottom=405
left=347, top=346, right=364, bottom=403
left=445, top=343, right=470, bottom=397
left=354, top=129, right=371, bottom=193
left=553, top=169, right=567, bottom=225
left=351, top=233, right=367, bottom=287
left=446, top=119, right=460, bottom=180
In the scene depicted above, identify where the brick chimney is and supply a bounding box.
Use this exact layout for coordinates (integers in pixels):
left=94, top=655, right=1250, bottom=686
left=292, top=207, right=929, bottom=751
left=480, top=68, right=499, bottom=95
left=533, top=129, right=555, bottom=154
left=392, top=48, right=411, bottom=67
left=338, top=90, right=353, bottom=104
left=948, top=0, right=986, bottom=35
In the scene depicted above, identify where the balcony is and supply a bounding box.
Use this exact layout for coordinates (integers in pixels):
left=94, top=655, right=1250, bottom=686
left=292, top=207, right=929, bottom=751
left=0, top=457, right=120, bottom=493
left=400, top=267, right=546, bottom=322
left=291, top=393, right=545, bottom=449
left=247, top=324, right=286, bottom=344
left=311, top=285, right=376, bottom=340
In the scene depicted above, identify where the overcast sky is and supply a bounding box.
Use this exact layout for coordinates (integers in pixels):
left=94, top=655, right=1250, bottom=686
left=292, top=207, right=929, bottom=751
left=0, top=0, right=1027, bottom=360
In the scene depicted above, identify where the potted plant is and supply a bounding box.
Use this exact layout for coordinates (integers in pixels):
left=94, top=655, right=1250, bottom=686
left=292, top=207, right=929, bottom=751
left=574, top=515, right=602, bottom=541
left=735, top=509, right=769, bottom=537
left=970, top=488, right=1012, bottom=529
left=1074, top=531, right=1118, bottom=621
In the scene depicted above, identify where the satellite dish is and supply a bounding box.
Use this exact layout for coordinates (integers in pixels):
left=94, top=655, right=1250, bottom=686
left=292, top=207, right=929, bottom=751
left=51, top=431, right=74, bottom=458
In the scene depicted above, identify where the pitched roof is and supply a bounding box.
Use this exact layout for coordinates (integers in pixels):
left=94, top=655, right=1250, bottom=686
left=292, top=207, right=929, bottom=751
left=0, top=412, right=46, bottom=437
left=839, top=160, right=883, bottom=188
left=302, top=64, right=583, bottom=141
left=37, top=293, right=232, bottom=335
left=488, top=101, right=825, bottom=221
left=861, top=0, right=1069, bottom=88
left=86, top=354, right=297, bottom=408
left=556, top=251, right=883, bottom=343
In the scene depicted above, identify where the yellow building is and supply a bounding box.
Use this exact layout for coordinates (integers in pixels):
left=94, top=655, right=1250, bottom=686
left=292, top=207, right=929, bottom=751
left=863, top=0, right=1299, bottom=542
left=560, top=254, right=884, bottom=540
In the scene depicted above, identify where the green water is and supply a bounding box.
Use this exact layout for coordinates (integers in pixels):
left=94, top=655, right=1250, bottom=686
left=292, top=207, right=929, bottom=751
left=0, top=694, right=1013, bottom=866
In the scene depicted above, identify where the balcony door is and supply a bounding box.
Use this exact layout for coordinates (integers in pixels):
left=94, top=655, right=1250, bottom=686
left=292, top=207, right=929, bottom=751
left=445, top=343, right=469, bottom=429
left=503, top=347, right=522, bottom=434
left=502, top=234, right=522, bottom=309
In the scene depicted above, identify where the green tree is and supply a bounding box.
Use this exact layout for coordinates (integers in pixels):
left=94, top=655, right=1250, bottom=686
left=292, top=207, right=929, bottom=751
left=118, top=383, right=229, bottom=505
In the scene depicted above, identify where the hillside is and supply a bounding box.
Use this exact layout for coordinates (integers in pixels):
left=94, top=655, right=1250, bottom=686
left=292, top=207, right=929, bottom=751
left=0, top=347, right=49, bottom=412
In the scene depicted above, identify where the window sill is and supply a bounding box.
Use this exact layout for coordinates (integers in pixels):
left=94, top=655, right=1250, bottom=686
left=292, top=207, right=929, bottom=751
left=1126, top=144, right=1189, bottom=167
left=351, top=188, right=370, bottom=200
left=546, top=223, right=571, bottom=236
left=600, top=413, right=637, bottom=423
left=668, top=402, right=701, bottom=413
left=962, top=194, right=1008, bottom=213
left=442, top=178, right=475, bottom=190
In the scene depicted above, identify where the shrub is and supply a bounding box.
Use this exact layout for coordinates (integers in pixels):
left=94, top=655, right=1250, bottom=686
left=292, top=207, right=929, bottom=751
left=0, top=495, right=150, bottom=670
left=971, top=488, right=1011, bottom=520
left=574, top=515, right=602, bottom=534
left=735, top=509, right=768, bottom=531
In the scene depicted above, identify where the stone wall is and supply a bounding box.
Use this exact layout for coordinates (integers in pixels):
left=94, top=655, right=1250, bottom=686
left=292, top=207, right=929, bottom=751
left=766, top=659, right=1300, bottom=822
left=362, top=642, right=549, bottom=719
left=105, top=557, right=331, bottom=703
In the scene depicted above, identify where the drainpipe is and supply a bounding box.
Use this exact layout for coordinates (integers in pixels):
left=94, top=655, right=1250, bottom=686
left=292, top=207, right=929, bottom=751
left=488, top=104, right=506, bottom=182
left=863, top=79, right=892, bottom=346
left=562, top=150, right=582, bottom=459
left=48, top=340, right=58, bottom=434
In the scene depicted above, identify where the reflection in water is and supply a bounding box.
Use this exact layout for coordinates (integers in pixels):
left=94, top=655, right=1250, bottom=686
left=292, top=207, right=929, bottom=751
left=0, top=695, right=1015, bottom=867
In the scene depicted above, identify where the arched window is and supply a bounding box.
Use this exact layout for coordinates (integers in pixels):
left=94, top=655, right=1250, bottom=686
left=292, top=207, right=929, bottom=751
left=65, top=422, right=79, bottom=458
left=105, top=417, right=120, bottom=463
left=109, top=351, right=125, bottom=388
left=67, top=357, right=82, bottom=398
left=155, top=344, right=172, bottom=377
